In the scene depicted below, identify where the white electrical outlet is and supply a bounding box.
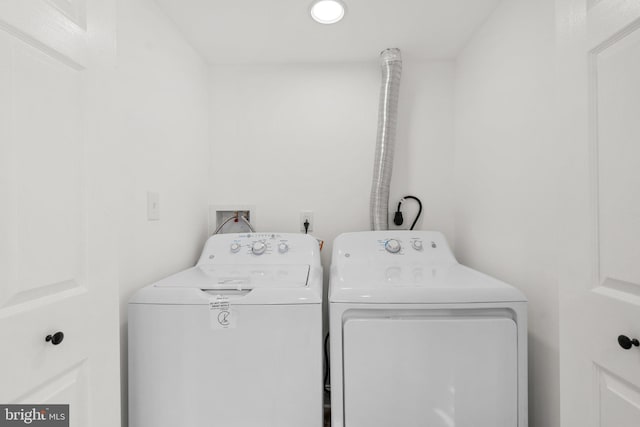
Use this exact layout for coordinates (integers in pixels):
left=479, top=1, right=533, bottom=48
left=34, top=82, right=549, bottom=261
left=147, top=192, right=160, bottom=221
left=300, top=211, right=313, bottom=233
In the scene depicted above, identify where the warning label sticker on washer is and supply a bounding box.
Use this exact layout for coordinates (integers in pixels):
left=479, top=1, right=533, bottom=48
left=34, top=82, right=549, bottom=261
left=209, top=296, right=236, bottom=329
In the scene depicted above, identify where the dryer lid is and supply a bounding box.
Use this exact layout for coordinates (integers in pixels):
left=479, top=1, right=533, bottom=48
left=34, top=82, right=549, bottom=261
left=329, top=264, right=527, bottom=304
left=153, top=264, right=310, bottom=290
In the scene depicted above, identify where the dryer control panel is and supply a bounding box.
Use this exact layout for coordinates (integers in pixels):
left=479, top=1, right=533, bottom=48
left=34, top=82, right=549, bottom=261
left=333, top=231, right=457, bottom=265
left=197, top=233, right=321, bottom=266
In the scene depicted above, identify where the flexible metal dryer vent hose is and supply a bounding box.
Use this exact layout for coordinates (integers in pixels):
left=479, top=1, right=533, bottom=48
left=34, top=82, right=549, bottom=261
left=370, top=48, right=402, bottom=230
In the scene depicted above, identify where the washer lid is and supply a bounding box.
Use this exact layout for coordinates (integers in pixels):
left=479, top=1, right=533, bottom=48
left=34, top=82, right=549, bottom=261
left=154, top=264, right=310, bottom=290
left=329, top=263, right=527, bottom=304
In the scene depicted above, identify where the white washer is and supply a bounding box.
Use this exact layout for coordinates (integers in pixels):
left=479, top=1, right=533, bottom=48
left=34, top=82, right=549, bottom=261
left=129, top=233, right=323, bottom=427
left=329, top=231, right=527, bottom=427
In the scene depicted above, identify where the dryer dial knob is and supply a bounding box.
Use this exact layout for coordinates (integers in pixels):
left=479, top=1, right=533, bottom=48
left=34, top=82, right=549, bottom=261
left=251, top=241, right=267, bottom=255
left=385, top=239, right=401, bottom=254
left=412, top=240, right=424, bottom=251
left=230, top=242, right=241, bottom=253
left=278, top=243, right=289, bottom=254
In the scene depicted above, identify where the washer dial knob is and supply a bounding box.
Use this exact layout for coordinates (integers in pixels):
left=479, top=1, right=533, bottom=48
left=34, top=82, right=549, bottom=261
left=412, top=240, right=424, bottom=251
left=278, top=242, right=289, bottom=254
left=385, top=239, right=401, bottom=254
left=251, top=241, right=267, bottom=255
left=230, top=242, right=241, bottom=253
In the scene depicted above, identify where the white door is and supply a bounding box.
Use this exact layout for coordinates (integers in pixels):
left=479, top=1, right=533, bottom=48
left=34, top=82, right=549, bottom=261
left=0, top=0, right=121, bottom=426
left=557, top=0, right=640, bottom=425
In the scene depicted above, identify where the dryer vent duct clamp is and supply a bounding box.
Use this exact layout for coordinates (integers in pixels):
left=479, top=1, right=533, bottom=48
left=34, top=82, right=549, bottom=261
left=370, top=48, right=402, bottom=231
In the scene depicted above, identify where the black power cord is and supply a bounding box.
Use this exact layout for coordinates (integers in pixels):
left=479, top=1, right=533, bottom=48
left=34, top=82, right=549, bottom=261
left=393, top=195, right=423, bottom=230
left=323, top=333, right=330, bottom=392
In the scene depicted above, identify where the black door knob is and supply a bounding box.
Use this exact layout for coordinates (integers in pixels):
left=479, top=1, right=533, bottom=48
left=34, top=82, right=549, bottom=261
left=618, top=335, right=639, bottom=350
left=45, top=332, right=64, bottom=345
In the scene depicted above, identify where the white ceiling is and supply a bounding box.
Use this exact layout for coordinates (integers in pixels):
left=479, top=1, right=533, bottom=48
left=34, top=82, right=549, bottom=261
left=154, top=0, right=502, bottom=64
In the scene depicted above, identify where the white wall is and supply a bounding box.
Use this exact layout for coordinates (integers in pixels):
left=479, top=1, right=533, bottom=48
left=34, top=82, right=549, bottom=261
left=209, top=60, right=454, bottom=257
left=454, top=1, right=559, bottom=426
left=208, top=61, right=455, bottom=319
left=116, top=2, right=559, bottom=424
left=116, top=0, right=210, bottom=424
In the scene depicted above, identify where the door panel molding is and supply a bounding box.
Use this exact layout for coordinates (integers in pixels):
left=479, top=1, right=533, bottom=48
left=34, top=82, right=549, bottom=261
left=596, top=365, right=640, bottom=426
left=14, top=360, right=88, bottom=402
left=588, top=0, right=640, bottom=49
left=589, top=18, right=640, bottom=303
left=14, top=360, right=89, bottom=426
left=0, top=29, right=88, bottom=312
left=0, top=0, right=86, bottom=69
left=47, top=0, right=86, bottom=30
left=0, top=283, right=86, bottom=318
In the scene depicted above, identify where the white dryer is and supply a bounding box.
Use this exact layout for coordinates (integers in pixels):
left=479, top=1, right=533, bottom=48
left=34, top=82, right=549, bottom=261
left=329, top=231, right=527, bottom=427
left=129, top=233, right=323, bottom=427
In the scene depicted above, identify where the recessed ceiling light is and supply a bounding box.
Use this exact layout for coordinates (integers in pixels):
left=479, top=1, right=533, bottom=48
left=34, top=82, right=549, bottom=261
left=310, top=0, right=346, bottom=25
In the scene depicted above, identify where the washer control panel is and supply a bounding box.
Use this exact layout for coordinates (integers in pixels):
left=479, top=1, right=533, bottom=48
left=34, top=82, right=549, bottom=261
left=198, top=233, right=320, bottom=265
left=278, top=242, right=289, bottom=253
left=251, top=241, right=267, bottom=255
